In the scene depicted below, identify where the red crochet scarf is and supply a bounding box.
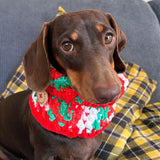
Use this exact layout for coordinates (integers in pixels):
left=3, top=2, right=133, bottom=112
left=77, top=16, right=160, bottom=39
left=29, top=67, right=128, bottom=138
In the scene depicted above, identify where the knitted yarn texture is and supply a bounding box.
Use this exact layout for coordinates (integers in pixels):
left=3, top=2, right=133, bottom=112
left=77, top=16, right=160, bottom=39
left=29, top=67, right=128, bottom=138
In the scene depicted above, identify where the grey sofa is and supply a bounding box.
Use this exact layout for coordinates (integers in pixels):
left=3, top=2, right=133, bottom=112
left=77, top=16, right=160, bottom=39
left=0, top=0, right=160, bottom=159
left=0, top=0, right=160, bottom=103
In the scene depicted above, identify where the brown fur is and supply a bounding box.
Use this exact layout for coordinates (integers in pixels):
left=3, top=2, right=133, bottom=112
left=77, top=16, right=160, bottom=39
left=0, top=10, right=126, bottom=160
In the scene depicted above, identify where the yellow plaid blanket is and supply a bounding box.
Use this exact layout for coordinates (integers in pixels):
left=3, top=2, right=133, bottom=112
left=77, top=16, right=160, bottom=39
left=0, top=7, right=160, bottom=160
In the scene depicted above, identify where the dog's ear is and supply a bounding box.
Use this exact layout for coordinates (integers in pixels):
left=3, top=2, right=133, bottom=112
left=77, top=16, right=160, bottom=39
left=23, top=22, right=51, bottom=91
left=106, top=13, right=127, bottom=73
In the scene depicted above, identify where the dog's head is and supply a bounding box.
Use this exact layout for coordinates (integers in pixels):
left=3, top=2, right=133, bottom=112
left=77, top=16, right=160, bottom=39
left=23, top=10, right=127, bottom=104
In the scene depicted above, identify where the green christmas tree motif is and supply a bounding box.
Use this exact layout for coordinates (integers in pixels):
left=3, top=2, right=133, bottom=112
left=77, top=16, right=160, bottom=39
left=59, top=100, right=74, bottom=121
left=47, top=109, right=56, bottom=121
left=47, top=100, right=74, bottom=127
left=50, top=75, right=72, bottom=91
left=97, top=106, right=109, bottom=121
left=92, top=106, right=110, bottom=131
left=92, top=120, right=102, bottom=132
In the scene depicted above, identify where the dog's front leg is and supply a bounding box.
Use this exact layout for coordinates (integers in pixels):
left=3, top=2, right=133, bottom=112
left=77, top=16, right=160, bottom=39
left=28, top=112, right=58, bottom=160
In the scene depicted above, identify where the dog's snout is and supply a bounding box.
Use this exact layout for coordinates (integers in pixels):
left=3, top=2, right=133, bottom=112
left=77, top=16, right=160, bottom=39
left=93, top=84, right=121, bottom=104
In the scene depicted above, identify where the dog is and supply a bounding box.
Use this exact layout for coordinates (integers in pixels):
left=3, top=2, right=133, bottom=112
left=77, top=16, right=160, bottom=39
left=0, top=9, right=127, bottom=160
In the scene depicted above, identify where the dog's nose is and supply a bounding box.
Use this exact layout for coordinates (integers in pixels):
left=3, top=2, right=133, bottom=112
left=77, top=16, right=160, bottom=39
left=93, top=84, right=121, bottom=104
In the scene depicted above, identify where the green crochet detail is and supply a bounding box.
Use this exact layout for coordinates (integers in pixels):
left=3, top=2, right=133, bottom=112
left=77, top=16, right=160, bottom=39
left=47, top=109, right=56, bottom=121
left=51, top=76, right=72, bottom=91
left=88, top=106, right=110, bottom=133
left=58, top=122, right=65, bottom=127
left=75, top=96, right=84, bottom=104
left=59, top=100, right=74, bottom=121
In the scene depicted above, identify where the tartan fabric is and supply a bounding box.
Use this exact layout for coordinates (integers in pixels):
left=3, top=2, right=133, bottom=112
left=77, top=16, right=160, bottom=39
left=0, top=62, right=159, bottom=160
left=0, top=63, right=28, bottom=102
left=119, top=103, right=160, bottom=160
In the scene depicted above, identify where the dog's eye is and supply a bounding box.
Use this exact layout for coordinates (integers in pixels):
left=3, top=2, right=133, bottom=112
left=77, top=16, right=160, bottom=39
left=62, top=42, right=74, bottom=52
left=105, top=33, right=113, bottom=44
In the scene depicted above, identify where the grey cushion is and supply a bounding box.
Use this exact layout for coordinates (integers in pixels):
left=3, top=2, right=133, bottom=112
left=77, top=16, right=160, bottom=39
left=149, top=0, right=160, bottom=23
left=0, top=0, right=160, bottom=102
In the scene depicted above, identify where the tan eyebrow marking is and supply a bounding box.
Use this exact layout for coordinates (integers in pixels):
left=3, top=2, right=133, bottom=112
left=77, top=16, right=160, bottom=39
left=96, top=24, right=104, bottom=32
left=71, top=32, right=78, bottom=41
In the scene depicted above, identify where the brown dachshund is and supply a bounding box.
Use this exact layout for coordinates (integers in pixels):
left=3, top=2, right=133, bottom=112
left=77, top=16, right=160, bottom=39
left=0, top=10, right=127, bottom=160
